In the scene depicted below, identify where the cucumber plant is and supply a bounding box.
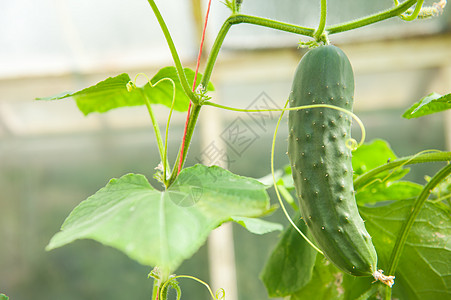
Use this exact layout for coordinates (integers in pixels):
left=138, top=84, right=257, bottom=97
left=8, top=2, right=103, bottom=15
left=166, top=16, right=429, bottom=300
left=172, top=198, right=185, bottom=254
left=33, top=0, right=451, bottom=299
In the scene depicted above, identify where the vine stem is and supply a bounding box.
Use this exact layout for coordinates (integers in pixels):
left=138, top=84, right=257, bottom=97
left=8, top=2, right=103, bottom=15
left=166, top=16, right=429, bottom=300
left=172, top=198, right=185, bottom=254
left=314, top=0, right=327, bottom=41
left=200, top=14, right=315, bottom=88
left=178, top=0, right=212, bottom=175
left=151, top=277, right=160, bottom=300
left=326, top=0, right=418, bottom=34
left=384, top=163, right=451, bottom=300
left=167, top=104, right=201, bottom=186
left=146, top=0, right=198, bottom=105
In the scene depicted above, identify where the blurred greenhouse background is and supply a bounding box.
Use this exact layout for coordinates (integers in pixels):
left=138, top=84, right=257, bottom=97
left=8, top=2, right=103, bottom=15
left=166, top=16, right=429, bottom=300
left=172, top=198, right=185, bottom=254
left=1, top=0, right=450, bottom=299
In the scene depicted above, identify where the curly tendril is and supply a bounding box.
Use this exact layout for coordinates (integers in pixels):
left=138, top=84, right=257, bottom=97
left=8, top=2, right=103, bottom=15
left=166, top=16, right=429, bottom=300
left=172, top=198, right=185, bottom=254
left=159, top=275, right=224, bottom=300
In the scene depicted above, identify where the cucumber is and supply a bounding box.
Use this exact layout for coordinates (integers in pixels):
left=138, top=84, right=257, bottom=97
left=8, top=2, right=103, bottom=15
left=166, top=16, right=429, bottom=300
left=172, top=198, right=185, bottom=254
left=287, top=45, right=378, bottom=276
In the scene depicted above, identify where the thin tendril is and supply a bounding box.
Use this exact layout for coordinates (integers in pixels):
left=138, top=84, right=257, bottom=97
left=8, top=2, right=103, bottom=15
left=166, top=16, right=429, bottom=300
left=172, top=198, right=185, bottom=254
left=400, top=0, right=425, bottom=20
left=204, top=101, right=366, bottom=147
left=271, top=99, right=324, bottom=255
left=160, top=275, right=224, bottom=300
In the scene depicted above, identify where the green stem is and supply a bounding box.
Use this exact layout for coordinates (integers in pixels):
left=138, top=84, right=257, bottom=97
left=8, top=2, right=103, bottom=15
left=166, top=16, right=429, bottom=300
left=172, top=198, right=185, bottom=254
left=384, top=163, right=451, bottom=300
left=314, top=0, right=327, bottom=41
left=142, top=90, right=166, bottom=165
left=353, top=152, right=451, bottom=190
left=151, top=278, right=160, bottom=300
left=146, top=0, right=199, bottom=105
left=200, top=14, right=315, bottom=88
left=167, top=103, right=201, bottom=186
left=327, top=0, right=417, bottom=35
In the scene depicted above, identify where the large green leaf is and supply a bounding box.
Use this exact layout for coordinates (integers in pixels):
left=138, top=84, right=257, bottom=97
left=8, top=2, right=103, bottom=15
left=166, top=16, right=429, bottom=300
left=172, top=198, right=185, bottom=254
left=260, top=214, right=317, bottom=297
left=403, top=92, right=451, bottom=119
left=46, top=165, right=270, bottom=274
left=36, top=67, right=214, bottom=115
left=360, top=200, right=451, bottom=299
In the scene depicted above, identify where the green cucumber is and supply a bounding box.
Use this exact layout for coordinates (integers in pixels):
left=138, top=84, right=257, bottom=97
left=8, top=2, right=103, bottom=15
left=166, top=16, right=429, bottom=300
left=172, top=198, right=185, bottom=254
left=287, top=45, right=378, bottom=276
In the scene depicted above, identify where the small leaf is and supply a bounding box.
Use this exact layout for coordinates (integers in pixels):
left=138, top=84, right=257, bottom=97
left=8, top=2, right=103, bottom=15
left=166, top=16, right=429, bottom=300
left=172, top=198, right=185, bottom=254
left=46, top=165, right=270, bottom=274
left=356, top=181, right=423, bottom=205
left=352, top=139, right=409, bottom=185
left=36, top=67, right=214, bottom=115
left=261, top=214, right=317, bottom=297
left=352, top=139, right=398, bottom=176
left=403, top=92, right=451, bottom=119
left=230, top=216, right=283, bottom=235
left=37, top=73, right=142, bottom=115
left=360, top=200, right=451, bottom=299
left=0, top=294, right=9, bottom=300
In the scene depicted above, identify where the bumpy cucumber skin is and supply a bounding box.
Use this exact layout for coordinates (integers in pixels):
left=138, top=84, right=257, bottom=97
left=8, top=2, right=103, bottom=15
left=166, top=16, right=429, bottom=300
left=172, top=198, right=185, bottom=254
left=288, top=45, right=377, bottom=276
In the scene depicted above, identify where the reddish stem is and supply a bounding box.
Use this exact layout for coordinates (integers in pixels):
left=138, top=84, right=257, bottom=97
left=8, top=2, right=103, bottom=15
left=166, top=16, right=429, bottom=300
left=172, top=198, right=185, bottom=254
left=178, top=0, right=212, bottom=174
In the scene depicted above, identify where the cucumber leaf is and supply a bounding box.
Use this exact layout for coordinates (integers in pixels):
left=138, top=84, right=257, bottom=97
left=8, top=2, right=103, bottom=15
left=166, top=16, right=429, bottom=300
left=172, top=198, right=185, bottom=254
left=360, top=200, right=451, bottom=299
left=36, top=67, right=214, bottom=115
left=260, top=214, right=317, bottom=297
left=403, top=92, right=451, bottom=119
left=0, top=294, right=9, bottom=300
left=46, top=165, right=270, bottom=274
